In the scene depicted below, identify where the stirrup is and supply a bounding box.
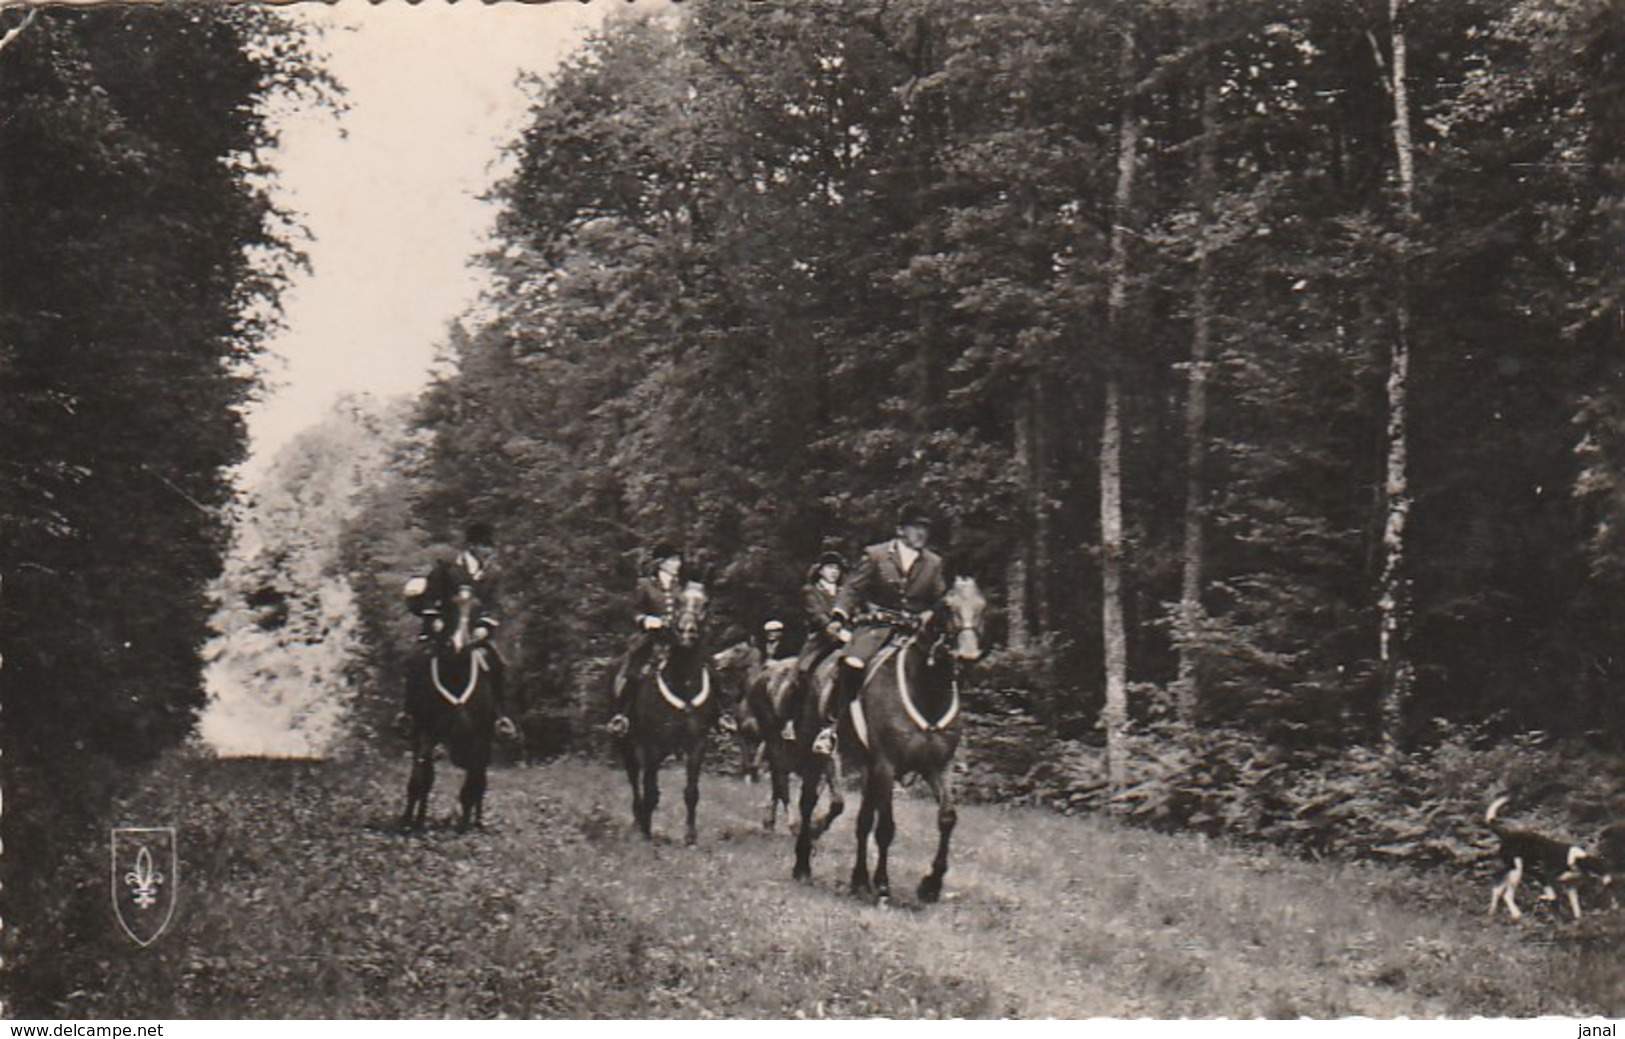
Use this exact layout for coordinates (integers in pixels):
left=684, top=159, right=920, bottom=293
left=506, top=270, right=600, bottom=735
left=607, top=714, right=630, bottom=737
left=811, top=725, right=837, bottom=757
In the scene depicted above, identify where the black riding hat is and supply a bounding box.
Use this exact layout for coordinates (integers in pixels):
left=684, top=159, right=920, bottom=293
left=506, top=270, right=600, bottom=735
left=896, top=503, right=933, bottom=528
left=650, top=542, right=683, bottom=562
left=816, top=551, right=846, bottom=568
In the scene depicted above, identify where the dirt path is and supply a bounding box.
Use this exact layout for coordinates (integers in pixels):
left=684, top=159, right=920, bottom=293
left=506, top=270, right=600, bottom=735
left=59, top=752, right=1614, bottom=1018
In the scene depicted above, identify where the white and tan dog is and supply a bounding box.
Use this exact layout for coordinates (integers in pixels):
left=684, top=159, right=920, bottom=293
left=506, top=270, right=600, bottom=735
left=1485, top=796, right=1602, bottom=921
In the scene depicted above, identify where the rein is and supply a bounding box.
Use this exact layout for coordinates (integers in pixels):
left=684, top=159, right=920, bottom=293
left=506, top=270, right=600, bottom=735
left=431, top=649, right=486, bottom=706
left=656, top=662, right=712, bottom=713
left=893, top=634, right=960, bottom=734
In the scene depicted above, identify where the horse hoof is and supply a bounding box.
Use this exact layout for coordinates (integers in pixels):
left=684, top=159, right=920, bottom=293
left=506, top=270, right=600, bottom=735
left=684, top=832, right=697, bottom=847
left=918, top=878, right=943, bottom=904
left=793, top=864, right=812, bottom=883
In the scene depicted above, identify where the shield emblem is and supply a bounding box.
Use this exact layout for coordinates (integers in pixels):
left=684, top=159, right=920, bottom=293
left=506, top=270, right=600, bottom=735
left=111, top=827, right=177, bottom=946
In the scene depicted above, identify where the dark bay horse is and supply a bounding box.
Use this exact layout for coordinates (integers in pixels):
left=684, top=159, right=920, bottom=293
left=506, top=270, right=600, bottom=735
left=711, top=639, right=768, bottom=783
left=836, top=576, right=986, bottom=903
left=790, top=650, right=850, bottom=879
left=400, top=585, right=513, bottom=833
left=619, top=580, right=720, bottom=844
left=710, top=644, right=842, bottom=836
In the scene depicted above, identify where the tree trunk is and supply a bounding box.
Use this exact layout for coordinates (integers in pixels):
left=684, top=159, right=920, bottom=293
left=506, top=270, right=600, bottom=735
left=1102, top=26, right=1140, bottom=792
left=1031, top=376, right=1053, bottom=634
left=1175, top=74, right=1219, bottom=721
left=1008, top=398, right=1033, bottom=652
left=1379, top=0, right=1417, bottom=752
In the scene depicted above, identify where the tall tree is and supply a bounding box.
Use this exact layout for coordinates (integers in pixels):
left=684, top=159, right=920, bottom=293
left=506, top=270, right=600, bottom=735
left=1174, top=33, right=1221, bottom=718
left=0, top=5, right=321, bottom=1011
left=1378, top=0, right=1418, bottom=750
left=1101, top=17, right=1141, bottom=789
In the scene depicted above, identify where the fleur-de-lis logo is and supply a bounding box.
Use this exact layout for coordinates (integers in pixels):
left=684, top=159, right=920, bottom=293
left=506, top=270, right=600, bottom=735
left=124, top=846, right=165, bottom=909
left=111, top=827, right=177, bottom=946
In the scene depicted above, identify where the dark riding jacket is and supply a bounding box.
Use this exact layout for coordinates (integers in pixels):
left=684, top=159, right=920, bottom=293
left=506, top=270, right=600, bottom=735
left=834, top=540, right=947, bottom=623
left=797, top=578, right=843, bottom=671
left=632, top=574, right=682, bottom=630
left=803, top=580, right=840, bottom=633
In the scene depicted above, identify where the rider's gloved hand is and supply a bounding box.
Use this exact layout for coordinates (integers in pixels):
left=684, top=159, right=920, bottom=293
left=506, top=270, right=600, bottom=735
left=642, top=616, right=665, bottom=631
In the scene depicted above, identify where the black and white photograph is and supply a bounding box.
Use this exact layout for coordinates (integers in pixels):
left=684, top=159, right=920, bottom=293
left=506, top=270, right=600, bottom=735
left=2, top=0, right=1623, bottom=1021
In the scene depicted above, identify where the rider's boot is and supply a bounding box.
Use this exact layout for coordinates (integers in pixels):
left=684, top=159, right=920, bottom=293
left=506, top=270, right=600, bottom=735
left=812, top=658, right=863, bottom=756
left=607, top=666, right=632, bottom=737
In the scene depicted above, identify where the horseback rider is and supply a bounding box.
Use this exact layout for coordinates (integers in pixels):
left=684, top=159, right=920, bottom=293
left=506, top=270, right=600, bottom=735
left=757, top=617, right=789, bottom=656
left=812, top=505, right=947, bottom=756
left=401, top=521, right=511, bottom=731
left=780, top=551, right=847, bottom=744
left=607, top=541, right=686, bottom=737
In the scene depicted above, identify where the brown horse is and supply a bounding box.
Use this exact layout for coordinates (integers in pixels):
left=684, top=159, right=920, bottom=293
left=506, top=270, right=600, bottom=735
left=836, top=576, right=986, bottom=903
left=400, top=585, right=513, bottom=833
left=711, top=639, right=768, bottom=783
left=791, top=651, right=850, bottom=879
left=618, top=580, right=720, bottom=844
left=716, top=647, right=838, bottom=836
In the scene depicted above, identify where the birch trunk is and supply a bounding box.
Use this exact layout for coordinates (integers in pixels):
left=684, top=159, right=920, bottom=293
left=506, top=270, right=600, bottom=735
left=1102, top=27, right=1140, bottom=791
left=1379, top=0, right=1416, bottom=751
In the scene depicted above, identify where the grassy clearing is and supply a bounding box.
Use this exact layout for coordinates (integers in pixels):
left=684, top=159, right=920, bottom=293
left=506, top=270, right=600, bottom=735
left=47, top=749, right=1624, bottom=1018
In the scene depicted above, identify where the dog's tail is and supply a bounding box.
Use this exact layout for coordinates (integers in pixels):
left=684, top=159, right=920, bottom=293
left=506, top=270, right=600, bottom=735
left=1486, top=795, right=1512, bottom=831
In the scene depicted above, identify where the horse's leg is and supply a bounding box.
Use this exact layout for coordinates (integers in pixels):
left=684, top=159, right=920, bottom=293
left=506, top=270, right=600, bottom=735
left=683, top=736, right=703, bottom=846
left=622, top=737, right=643, bottom=833
left=765, top=741, right=790, bottom=832
left=872, top=768, right=896, bottom=902
left=641, top=745, right=660, bottom=840
left=850, top=768, right=875, bottom=898
left=918, top=766, right=958, bottom=903
left=403, top=733, right=435, bottom=832
left=793, top=759, right=822, bottom=882
left=750, top=739, right=766, bottom=785
left=810, top=747, right=846, bottom=838
left=458, top=766, right=487, bottom=833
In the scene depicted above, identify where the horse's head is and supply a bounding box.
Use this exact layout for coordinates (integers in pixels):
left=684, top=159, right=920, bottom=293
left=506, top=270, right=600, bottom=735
left=939, top=575, right=987, bottom=664
left=710, top=640, right=759, bottom=676
left=673, top=580, right=709, bottom=647
left=443, top=583, right=483, bottom=653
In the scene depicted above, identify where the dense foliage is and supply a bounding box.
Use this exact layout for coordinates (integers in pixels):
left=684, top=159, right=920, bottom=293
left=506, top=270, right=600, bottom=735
left=350, top=0, right=1623, bottom=766
left=0, top=6, right=319, bottom=1010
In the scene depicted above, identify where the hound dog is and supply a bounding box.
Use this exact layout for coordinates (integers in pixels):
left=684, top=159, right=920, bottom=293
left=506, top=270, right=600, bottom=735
left=1594, top=821, right=1625, bottom=908
left=1485, top=796, right=1602, bottom=921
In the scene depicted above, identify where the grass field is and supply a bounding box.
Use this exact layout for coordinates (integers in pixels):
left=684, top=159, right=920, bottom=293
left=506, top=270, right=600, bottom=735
left=49, top=747, right=1625, bottom=1019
